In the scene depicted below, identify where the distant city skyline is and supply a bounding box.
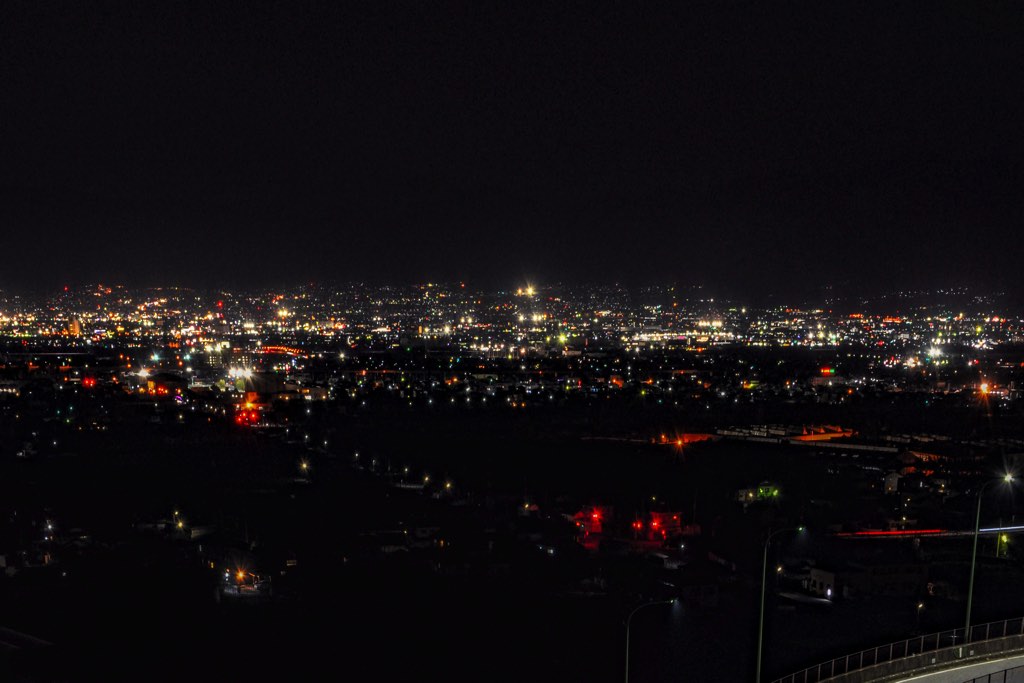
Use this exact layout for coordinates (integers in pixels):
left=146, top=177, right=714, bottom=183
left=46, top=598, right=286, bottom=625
left=0, top=280, right=1017, bottom=306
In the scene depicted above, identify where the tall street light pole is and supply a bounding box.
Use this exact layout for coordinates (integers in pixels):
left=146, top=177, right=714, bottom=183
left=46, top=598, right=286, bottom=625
left=965, top=474, right=1014, bottom=642
left=625, top=598, right=675, bottom=683
left=757, top=526, right=804, bottom=683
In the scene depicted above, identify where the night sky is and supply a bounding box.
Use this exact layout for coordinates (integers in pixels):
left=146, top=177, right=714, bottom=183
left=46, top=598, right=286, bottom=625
left=3, top=3, right=1022, bottom=297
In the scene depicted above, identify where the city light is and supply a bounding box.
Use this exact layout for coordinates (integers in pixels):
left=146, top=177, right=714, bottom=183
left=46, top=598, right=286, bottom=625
left=1, top=5, right=1019, bottom=678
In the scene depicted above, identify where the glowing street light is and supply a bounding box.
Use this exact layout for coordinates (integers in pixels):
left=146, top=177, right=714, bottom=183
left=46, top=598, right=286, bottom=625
left=757, top=526, right=805, bottom=683
left=624, top=598, right=675, bottom=683
left=965, top=473, right=1014, bottom=641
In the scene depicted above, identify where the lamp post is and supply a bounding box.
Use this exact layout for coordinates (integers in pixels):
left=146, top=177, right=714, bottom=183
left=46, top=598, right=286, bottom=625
left=965, top=474, right=1014, bottom=642
left=625, top=598, right=675, bottom=683
left=756, top=526, right=804, bottom=683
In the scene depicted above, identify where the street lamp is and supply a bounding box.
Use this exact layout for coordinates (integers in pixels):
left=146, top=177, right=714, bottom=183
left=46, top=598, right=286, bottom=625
left=624, top=598, right=675, bottom=683
left=756, top=526, right=805, bottom=683
left=965, top=473, right=1014, bottom=641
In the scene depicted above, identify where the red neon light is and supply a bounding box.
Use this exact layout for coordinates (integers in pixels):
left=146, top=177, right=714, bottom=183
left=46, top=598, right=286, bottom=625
left=837, top=528, right=946, bottom=537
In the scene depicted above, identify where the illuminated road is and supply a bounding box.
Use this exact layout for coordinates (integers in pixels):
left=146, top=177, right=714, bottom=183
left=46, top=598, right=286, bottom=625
left=892, top=653, right=1024, bottom=682
left=0, top=625, right=51, bottom=655
left=835, top=525, right=1024, bottom=540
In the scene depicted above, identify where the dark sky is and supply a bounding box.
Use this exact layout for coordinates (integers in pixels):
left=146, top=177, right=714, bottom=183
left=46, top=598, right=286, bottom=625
left=3, top=2, right=1022, bottom=297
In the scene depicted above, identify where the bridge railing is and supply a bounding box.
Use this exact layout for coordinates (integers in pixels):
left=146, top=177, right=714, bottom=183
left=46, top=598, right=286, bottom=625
left=962, top=662, right=1024, bottom=683
left=772, top=617, right=1024, bottom=683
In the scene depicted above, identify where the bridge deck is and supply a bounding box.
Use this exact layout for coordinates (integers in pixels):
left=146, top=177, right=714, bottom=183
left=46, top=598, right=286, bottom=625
left=892, top=653, right=1024, bottom=682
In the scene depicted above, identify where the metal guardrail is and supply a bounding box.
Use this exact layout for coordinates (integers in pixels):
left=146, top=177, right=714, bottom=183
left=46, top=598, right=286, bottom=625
left=772, top=616, right=1024, bottom=683
left=962, top=663, right=1024, bottom=683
